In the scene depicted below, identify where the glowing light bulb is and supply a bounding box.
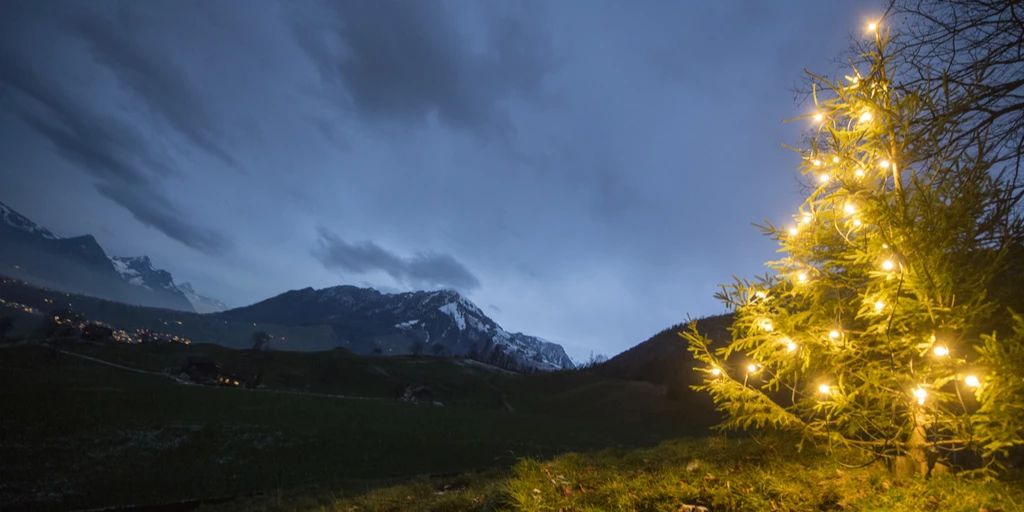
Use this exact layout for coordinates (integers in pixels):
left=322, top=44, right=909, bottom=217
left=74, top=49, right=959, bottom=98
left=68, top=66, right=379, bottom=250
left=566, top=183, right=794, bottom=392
left=854, top=168, right=865, bottom=178
left=874, top=300, right=885, bottom=312
left=879, top=159, right=891, bottom=169
left=859, top=110, right=873, bottom=123
left=788, top=226, right=799, bottom=236
left=754, top=290, right=768, bottom=300
left=783, top=338, right=797, bottom=352
left=813, top=112, right=824, bottom=123
left=812, top=159, right=823, bottom=167
left=852, top=218, right=863, bottom=228
left=828, top=330, right=841, bottom=340
left=933, top=345, right=950, bottom=357
left=867, top=21, right=878, bottom=32
left=831, top=156, right=840, bottom=164
left=843, top=202, right=856, bottom=215
left=964, top=374, right=980, bottom=388
left=746, top=363, right=759, bottom=374
left=881, top=259, right=895, bottom=271
left=818, top=174, right=830, bottom=184
left=759, top=319, right=774, bottom=332
left=800, top=213, right=813, bottom=225
left=913, top=387, right=927, bottom=405
left=796, top=272, right=808, bottom=283
left=818, top=383, right=831, bottom=395
left=710, top=367, right=722, bottom=377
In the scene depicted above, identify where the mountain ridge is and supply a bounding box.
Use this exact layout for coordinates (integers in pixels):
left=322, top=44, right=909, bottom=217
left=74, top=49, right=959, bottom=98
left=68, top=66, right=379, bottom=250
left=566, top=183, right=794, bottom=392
left=0, top=200, right=223, bottom=313
left=219, top=284, right=575, bottom=371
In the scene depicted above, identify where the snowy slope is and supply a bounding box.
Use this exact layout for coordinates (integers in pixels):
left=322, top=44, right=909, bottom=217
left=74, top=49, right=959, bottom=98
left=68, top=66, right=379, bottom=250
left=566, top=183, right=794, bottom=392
left=219, top=286, right=575, bottom=372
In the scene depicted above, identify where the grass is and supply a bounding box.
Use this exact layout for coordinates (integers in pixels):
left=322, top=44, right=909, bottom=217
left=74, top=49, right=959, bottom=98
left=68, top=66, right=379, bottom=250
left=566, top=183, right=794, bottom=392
left=0, top=343, right=711, bottom=510
left=3, top=341, right=1019, bottom=511
left=236, top=437, right=1024, bottom=511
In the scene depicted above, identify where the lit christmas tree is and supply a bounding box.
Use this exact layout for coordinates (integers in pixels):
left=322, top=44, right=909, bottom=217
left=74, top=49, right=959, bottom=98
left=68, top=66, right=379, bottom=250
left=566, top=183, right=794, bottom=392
left=685, top=21, right=1024, bottom=476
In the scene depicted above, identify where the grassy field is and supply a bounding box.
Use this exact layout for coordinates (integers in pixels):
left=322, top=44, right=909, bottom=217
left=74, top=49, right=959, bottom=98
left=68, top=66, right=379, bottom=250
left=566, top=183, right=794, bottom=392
left=3, top=341, right=1020, bottom=511
left=267, top=436, right=1024, bottom=512
left=0, top=342, right=714, bottom=510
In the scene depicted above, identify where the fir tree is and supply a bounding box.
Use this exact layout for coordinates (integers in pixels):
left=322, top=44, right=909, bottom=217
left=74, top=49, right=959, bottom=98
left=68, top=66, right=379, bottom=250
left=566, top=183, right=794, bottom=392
left=685, top=21, right=1024, bottom=476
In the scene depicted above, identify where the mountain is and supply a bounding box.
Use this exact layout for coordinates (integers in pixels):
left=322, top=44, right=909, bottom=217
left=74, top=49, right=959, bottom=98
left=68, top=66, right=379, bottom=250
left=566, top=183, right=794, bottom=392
left=217, top=285, right=575, bottom=371
left=0, top=201, right=194, bottom=312
left=598, top=313, right=733, bottom=386
left=177, top=282, right=228, bottom=313
left=109, top=256, right=228, bottom=313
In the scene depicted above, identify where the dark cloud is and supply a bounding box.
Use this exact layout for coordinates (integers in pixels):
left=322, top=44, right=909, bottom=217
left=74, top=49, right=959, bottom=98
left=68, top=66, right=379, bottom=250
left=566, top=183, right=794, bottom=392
left=0, top=24, right=229, bottom=254
left=292, top=0, right=550, bottom=133
left=66, top=8, right=238, bottom=168
left=314, top=227, right=480, bottom=291
left=0, top=52, right=174, bottom=185
left=96, top=183, right=228, bottom=254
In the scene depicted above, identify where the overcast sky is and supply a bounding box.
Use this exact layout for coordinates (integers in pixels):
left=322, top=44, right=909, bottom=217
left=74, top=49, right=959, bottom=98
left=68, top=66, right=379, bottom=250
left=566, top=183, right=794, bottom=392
left=0, top=0, right=879, bottom=360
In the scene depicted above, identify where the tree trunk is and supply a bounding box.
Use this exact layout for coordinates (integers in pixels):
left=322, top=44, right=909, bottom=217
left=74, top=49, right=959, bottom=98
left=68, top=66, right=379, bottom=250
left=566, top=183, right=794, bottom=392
left=894, top=411, right=929, bottom=478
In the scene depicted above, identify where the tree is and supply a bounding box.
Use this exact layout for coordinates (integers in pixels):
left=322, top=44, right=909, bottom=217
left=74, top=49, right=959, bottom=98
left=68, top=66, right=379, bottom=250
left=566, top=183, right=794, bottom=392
left=685, top=21, right=1024, bottom=476
left=409, top=340, right=424, bottom=357
left=251, top=330, right=271, bottom=351
left=888, top=0, right=1024, bottom=190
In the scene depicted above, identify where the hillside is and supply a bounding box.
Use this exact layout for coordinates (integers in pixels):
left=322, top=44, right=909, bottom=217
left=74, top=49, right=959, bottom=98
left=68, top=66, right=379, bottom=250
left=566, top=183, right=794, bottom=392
left=0, top=277, right=574, bottom=372
left=0, top=341, right=709, bottom=510
left=0, top=276, right=337, bottom=351
left=598, top=313, right=733, bottom=386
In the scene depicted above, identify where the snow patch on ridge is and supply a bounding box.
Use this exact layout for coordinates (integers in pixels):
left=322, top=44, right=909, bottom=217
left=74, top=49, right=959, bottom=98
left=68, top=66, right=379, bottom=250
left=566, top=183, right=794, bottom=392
left=438, top=302, right=466, bottom=331
left=111, top=257, right=146, bottom=287
left=0, top=201, right=59, bottom=240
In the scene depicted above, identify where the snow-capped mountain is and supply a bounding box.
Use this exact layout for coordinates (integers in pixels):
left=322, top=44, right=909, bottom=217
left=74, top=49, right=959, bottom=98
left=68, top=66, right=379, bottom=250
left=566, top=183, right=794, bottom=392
left=1, top=202, right=59, bottom=240
left=111, top=256, right=180, bottom=292
left=0, top=200, right=195, bottom=312
left=111, top=256, right=227, bottom=313
left=218, top=285, right=575, bottom=372
left=177, top=282, right=228, bottom=313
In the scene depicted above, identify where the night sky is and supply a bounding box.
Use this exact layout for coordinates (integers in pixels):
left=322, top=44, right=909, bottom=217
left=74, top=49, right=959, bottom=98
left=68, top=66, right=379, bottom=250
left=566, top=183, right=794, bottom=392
left=0, top=1, right=879, bottom=360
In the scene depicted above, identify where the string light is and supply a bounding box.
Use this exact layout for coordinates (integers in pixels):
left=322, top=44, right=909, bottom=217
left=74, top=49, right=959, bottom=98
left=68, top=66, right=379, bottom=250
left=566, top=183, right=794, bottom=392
left=852, top=218, right=863, bottom=228
left=831, top=156, right=840, bottom=164
left=867, top=21, right=878, bottom=32
left=858, top=110, right=873, bottom=123
left=710, top=367, right=722, bottom=377
left=754, top=290, right=768, bottom=300
left=818, top=173, right=830, bottom=184
left=854, top=168, right=865, bottom=178
left=796, top=272, right=809, bottom=284
left=913, top=387, right=928, bottom=405
left=818, top=383, right=832, bottom=395
left=881, top=259, right=895, bottom=271
left=813, top=112, right=824, bottom=123
left=788, top=226, right=799, bottom=236
left=964, top=375, right=980, bottom=388
left=933, top=345, right=950, bottom=357
left=746, top=363, right=759, bottom=374
left=874, top=300, right=885, bottom=312
left=879, top=159, right=891, bottom=169
left=828, top=330, right=841, bottom=340
left=843, top=202, right=857, bottom=215
left=783, top=337, right=798, bottom=352
left=801, top=213, right=813, bottom=225
left=812, top=159, right=823, bottom=167
left=759, top=318, right=774, bottom=332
